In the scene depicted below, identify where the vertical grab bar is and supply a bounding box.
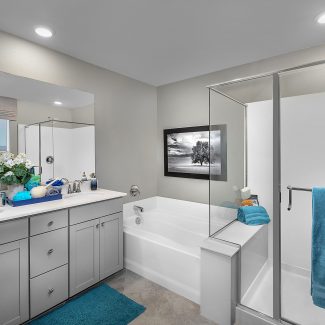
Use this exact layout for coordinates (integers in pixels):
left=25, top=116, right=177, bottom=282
left=287, top=186, right=292, bottom=211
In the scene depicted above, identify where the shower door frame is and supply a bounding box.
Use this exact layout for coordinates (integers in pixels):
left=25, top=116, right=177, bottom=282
left=208, top=59, right=325, bottom=325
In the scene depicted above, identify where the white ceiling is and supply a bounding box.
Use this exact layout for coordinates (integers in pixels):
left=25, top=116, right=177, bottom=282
left=0, top=72, right=94, bottom=108
left=0, top=0, right=325, bottom=86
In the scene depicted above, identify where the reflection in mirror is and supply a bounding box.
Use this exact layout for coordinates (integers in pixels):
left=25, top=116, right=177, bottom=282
left=20, top=120, right=95, bottom=182
left=0, top=71, right=95, bottom=183
left=0, top=119, right=8, bottom=151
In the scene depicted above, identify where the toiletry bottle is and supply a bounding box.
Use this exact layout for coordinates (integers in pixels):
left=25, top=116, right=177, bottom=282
left=90, top=173, right=98, bottom=191
left=0, top=192, right=6, bottom=206
left=81, top=172, right=87, bottom=181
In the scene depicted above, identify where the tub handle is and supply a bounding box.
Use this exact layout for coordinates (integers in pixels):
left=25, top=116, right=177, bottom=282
left=130, top=185, right=140, bottom=197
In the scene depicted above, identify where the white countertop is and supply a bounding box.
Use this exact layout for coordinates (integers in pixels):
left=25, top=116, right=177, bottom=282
left=0, top=189, right=127, bottom=223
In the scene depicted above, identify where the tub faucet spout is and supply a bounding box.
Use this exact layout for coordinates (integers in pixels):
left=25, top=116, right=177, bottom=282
left=134, top=205, right=144, bottom=213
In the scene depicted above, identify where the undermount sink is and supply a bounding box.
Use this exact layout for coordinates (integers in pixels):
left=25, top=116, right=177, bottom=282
left=63, top=192, right=102, bottom=198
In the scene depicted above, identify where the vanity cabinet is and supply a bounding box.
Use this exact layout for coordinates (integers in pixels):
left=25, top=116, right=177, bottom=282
left=0, top=193, right=124, bottom=324
left=69, top=199, right=123, bottom=296
left=0, top=220, right=29, bottom=325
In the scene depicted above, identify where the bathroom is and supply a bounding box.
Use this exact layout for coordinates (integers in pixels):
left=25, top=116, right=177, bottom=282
left=1, top=2, right=325, bottom=325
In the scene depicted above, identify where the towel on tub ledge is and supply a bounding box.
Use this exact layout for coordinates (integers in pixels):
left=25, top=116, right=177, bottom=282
left=311, top=187, right=325, bottom=308
left=237, top=206, right=270, bottom=226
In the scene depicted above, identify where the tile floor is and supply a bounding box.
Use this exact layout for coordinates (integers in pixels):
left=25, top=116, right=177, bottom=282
left=106, top=269, right=216, bottom=325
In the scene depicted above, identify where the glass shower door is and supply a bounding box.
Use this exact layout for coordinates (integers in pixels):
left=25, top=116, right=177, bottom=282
left=279, top=64, right=325, bottom=325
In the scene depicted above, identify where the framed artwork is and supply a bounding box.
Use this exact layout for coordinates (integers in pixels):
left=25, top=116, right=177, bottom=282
left=164, top=125, right=227, bottom=180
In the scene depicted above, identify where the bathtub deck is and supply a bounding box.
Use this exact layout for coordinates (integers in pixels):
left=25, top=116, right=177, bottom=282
left=106, top=269, right=216, bottom=325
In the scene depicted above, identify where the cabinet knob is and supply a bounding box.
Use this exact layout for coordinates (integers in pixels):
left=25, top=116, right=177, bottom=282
left=101, top=222, right=104, bottom=227
left=48, top=288, right=55, bottom=295
left=48, top=221, right=54, bottom=227
left=47, top=248, right=54, bottom=255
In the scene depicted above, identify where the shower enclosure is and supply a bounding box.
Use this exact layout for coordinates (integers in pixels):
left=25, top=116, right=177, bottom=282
left=208, top=61, right=325, bottom=325
left=19, top=119, right=95, bottom=183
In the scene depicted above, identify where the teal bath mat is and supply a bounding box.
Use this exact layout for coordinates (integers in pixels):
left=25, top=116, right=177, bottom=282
left=31, top=284, right=145, bottom=325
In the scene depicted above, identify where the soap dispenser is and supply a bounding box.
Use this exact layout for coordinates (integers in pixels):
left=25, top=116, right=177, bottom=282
left=90, top=173, right=98, bottom=191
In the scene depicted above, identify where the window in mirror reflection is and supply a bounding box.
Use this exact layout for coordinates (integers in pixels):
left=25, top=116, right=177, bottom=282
left=0, top=119, right=9, bottom=151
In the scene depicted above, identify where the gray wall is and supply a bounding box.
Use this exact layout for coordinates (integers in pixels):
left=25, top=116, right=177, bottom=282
left=0, top=31, right=157, bottom=202
left=157, top=44, right=325, bottom=204
left=157, top=78, right=245, bottom=205
left=2, top=30, right=325, bottom=205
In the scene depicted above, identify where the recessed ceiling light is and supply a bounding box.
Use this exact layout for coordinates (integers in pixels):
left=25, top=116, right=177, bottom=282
left=53, top=101, right=62, bottom=106
left=316, top=12, right=325, bottom=24
left=34, top=26, right=53, bottom=38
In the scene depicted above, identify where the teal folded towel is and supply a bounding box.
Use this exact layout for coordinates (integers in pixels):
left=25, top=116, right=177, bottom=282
left=12, top=191, right=32, bottom=202
left=237, top=206, right=270, bottom=225
left=311, top=187, right=325, bottom=308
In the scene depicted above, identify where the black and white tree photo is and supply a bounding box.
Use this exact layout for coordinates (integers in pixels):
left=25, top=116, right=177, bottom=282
left=164, top=125, right=227, bottom=180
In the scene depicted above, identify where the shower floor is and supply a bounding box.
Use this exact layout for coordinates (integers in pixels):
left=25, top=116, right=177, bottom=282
left=242, top=262, right=325, bottom=325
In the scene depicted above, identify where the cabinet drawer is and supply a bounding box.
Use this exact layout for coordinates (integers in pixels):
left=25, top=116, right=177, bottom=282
left=0, top=218, right=28, bottom=245
left=30, top=264, right=68, bottom=318
left=30, top=228, right=68, bottom=278
left=30, top=209, right=68, bottom=236
left=69, top=198, right=123, bottom=225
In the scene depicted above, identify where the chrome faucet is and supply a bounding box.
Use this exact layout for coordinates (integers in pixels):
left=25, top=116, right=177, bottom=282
left=61, top=178, right=72, bottom=194
left=134, top=205, right=144, bottom=213
left=73, top=180, right=81, bottom=193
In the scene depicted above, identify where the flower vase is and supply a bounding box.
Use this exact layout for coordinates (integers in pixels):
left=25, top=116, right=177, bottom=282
left=6, top=184, right=24, bottom=201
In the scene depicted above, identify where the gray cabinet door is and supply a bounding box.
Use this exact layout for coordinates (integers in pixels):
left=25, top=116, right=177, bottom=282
left=69, top=219, right=99, bottom=296
left=0, top=239, right=29, bottom=325
left=99, top=212, right=123, bottom=280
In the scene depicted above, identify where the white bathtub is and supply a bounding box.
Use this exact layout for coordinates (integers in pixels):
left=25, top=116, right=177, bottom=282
left=123, top=196, right=237, bottom=303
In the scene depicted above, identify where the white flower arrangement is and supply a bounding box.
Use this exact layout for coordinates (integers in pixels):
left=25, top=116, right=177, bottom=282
left=0, top=152, right=33, bottom=185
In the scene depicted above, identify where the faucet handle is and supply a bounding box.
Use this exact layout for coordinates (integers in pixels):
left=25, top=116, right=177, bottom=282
left=72, top=180, right=82, bottom=193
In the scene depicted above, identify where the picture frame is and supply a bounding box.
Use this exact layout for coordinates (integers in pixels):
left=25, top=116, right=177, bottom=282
left=164, top=125, right=227, bottom=180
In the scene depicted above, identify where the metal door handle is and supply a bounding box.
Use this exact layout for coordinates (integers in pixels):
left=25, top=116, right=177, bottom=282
left=47, top=248, right=54, bottom=255
left=48, top=288, right=55, bottom=295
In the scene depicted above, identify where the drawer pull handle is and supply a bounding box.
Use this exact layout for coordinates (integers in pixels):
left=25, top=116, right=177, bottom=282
left=48, top=288, right=55, bottom=295
left=47, top=249, right=54, bottom=255
left=48, top=221, right=54, bottom=227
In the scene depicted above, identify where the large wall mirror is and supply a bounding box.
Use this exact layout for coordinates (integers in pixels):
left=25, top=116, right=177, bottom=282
left=0, top=71, right=95, bottom=183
